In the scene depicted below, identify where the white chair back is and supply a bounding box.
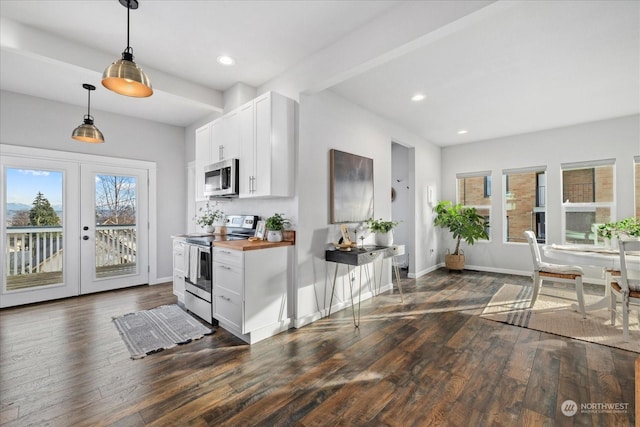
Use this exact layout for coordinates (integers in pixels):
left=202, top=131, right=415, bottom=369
left=524, top=230, right=542, bottom=270
left=618, top=238, right=640, bottom=292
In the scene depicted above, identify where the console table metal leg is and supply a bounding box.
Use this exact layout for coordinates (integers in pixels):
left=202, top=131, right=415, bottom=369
left=328, top=262, right=339, bottom=318
left=392, top=255, right=405, bottom=303
left=347, top=265, right=362, bottom=327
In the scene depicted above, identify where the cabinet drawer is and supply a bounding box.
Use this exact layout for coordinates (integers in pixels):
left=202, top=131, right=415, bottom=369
left=214, top=262, right=242, bottom=294
left=173, top=240, right=186, bottom=271
left=173, top=251, right=185, bottom=273
left=214, top=288, right=241, bottom=329
left=213, top=247, right=243, bottom=267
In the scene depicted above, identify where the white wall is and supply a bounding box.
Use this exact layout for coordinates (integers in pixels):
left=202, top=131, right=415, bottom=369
left=440, top=114, right=640, bottom=280
left=0, top=90, right=186, bottom=282
left=294, top=90, right=440, bottom=327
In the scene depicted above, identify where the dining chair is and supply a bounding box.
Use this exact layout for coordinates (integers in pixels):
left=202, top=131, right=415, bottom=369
left=524, top=231, right=586, bottom=317
left=609, top=238, right=640, bottom=341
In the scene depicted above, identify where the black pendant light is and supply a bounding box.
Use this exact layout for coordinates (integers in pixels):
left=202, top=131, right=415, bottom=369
left=72, top=84, right=105, bottom=143
left=102, top=0, right=153, bottom=97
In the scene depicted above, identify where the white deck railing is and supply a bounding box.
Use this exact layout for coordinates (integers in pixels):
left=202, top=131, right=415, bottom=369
left=5, top=225, right=136, bottom=276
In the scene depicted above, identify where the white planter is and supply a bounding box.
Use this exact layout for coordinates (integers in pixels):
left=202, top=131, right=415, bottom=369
left=375, top=231, right=393, bottom=247
left=267, top=230, right=283, bottom=242
left=204, top=225, right=214, bottom=233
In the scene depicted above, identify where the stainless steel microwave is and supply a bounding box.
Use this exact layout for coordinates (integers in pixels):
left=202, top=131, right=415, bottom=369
left=204, top=158, right=239, bottom=197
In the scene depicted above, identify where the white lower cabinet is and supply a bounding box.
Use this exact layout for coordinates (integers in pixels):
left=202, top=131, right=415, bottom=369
left=212, top=245, right=290, bottom=344
left=172, top=238, right=186, bottom=303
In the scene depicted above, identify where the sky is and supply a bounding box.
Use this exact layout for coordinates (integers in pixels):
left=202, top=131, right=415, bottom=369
left=5, top=168, right=63, bottom=206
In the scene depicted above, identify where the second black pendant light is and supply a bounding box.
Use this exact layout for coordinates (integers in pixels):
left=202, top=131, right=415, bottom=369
left=72, top=84, right=105, bottom=143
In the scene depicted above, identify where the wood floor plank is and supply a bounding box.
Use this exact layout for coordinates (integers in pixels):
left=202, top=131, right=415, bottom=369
left=0, top=270, right=636, bottom=426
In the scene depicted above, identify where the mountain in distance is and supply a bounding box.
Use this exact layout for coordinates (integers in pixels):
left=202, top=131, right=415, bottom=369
left=7, top=202, right=30, bottom=212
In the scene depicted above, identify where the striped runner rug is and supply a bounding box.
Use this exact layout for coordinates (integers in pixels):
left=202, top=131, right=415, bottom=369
left=113, top=304, right=214, bottom=359
left=481, top=283, right=639, bottom=354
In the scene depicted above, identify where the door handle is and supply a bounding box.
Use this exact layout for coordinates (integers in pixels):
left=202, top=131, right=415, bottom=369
left=83, top=236, right=89, bottom=241
left=83, top=226, right=89, bottom=231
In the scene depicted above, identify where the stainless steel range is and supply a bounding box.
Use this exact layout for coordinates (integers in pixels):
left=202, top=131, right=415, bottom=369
left=183, top=215, right=259, bottom=323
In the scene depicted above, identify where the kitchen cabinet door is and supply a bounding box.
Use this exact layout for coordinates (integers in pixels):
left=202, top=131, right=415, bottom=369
left=240, top=92, right=295, bottom=198
left=209, top=118, right=224, bottom=163
left=238, top=101, right=255, bottom=197
left=172, top=238, right=186, bottom=302
left=210, top=111, right=241, bottom=164
left=222, top=109, right=241, bottom=160
left=243, top=246, right=288, bottom=333
left=194, top=123, right=212, bottom=201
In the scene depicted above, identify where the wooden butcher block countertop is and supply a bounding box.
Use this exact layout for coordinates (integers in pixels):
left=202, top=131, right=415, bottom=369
left=213, top=239, right=294, bottom=251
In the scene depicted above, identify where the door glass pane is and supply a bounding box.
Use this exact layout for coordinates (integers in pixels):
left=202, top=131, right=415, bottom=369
left=94, top=174, right=137, bottom=278
left=5, top=168, right=63, bottom=290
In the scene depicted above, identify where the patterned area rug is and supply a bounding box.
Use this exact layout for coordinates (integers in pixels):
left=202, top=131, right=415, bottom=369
left=113, top=304, right=214, bottom=359
left=481, top=284, right=640, bottom=354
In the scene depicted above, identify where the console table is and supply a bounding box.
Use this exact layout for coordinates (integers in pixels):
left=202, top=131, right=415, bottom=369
left=325, top=245, right=405, bottom=327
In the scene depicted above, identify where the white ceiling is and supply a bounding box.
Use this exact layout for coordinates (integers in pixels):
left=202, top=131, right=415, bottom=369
left=1, top=0, right=638, bottom=146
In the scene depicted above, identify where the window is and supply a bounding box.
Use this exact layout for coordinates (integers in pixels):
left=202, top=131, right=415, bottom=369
left=503, top=166, right=546, bottom=243
left=457, top=171, right=491, bottom=239
left=484, top=176, right=492, bottom=198
left=635, top=156, right=640, bottom=219
left=561, top=159, right=615, bottom=244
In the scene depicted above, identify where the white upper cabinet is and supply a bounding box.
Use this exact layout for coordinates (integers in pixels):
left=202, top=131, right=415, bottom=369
left=194, top=123, right=212, bottom=201
left=211, top=110, right=241, bottom=163
left=194, top=91, right=295, bottom=200
left=239, top=92, right=295, bottom=198
left=238, top=102, right=255, bottom=197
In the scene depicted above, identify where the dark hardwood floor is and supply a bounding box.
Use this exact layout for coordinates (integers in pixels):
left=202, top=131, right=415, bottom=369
left=1, top=270, right=637, bottom=426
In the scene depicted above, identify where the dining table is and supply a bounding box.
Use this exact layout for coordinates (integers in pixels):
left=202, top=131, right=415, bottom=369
left=542, top=243, right=640, bottom=312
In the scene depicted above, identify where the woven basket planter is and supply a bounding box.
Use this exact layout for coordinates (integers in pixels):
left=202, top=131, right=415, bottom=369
left=445, top=249, right=465, bottom=271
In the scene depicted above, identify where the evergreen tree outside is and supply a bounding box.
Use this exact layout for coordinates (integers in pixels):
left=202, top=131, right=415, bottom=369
left=29, top=192, right=60, bottom=226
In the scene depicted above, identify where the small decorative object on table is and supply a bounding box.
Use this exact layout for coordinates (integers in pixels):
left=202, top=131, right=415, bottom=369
left=366, top=218, right=400, bottom=247
left=254, top=220, right=266, bottom=240
left=193, top=202, right=224, bottom=233
left=334, top=224, right=357, bottom=251
left=265, top=213, right=290, bottom=242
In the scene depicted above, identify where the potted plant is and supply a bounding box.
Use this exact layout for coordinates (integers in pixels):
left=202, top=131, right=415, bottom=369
left=194, top=202, right=224, bottom=233
left=366, top=218, right=400, bottom=246
left=597, top=217, right=640, bottom=248
left=433, top=200, right=489, bottom=270
left=265, top=213, right=290, bottom=242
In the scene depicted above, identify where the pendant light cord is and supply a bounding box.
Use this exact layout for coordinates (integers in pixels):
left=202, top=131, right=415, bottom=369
left=126, top=0, right=131, bottom=53
left=86, top=88, right=91, bottom=117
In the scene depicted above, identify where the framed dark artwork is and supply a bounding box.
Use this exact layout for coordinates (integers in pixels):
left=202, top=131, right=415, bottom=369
left=330, top=149, right=374, bottom=223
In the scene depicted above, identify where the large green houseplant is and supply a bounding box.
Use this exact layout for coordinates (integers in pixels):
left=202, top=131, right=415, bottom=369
left=433, top=200, right=489, bottom=270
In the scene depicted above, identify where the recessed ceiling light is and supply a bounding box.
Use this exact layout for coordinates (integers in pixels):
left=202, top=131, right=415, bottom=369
left=217, top=55, right=235, bottom=66
left=457, top=129, right=468, bottom=135
left=411, top=93, right=426, bottom=102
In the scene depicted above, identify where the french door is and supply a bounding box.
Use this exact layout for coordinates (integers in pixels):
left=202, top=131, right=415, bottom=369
left=80, top=164, right=149, bottom=294
left=1, top=149, right=150, bottom=307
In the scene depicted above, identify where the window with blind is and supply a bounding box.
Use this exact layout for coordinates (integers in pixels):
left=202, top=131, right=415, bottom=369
left=503, top=166, right=547, bottom=243
left=561, top=159, right=615, bottom=244
left=635, top=156, right=640, bottom=219
left=456, top=171, right=491, bottom=240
